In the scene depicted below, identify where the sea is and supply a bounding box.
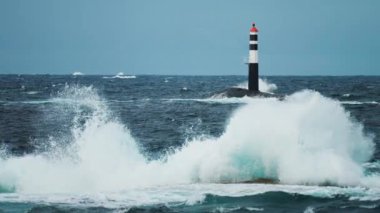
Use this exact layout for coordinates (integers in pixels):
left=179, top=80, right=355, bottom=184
left=0, top=74, right=379, bottom=212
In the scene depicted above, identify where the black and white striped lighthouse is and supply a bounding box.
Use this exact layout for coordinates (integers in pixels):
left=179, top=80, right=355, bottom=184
left=215, top=22, right=276, bottom=98
left=248, top=23, right=259, bottom=92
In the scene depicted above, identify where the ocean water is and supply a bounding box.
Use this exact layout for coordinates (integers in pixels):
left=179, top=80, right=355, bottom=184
left=0, top=74, right=379, bottom=212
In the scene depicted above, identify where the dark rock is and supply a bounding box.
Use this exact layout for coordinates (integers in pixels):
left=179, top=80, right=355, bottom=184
left=212, top=87, right=279, bottom=98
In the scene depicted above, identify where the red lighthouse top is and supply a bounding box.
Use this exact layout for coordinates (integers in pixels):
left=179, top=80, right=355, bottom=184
left=250, top=22, right=258, bottom=32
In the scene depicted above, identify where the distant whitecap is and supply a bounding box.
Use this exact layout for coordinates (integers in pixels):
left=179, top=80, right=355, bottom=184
left=72, top=72, right=84, bottom=76
left=103, top=72, right=136, bottom=79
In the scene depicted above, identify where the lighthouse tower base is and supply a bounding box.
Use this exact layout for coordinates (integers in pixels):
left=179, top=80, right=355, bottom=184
left=248, top=63, right=259, bottom=92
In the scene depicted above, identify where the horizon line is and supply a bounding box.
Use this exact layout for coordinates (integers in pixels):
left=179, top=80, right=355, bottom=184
left=0, top=73, right=379, bottom=77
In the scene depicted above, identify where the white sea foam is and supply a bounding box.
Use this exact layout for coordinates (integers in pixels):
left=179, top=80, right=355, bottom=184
left=103, top=72, right=136, bottom=79
left=304, top=206, right=315, bottom=213
left=0, top=184, right=378, bottom=208
left=342, top=93, right=351, bottom=97
left=165, top=90, right=375, bottom=186
left=0, top=85, right=378, bottom=204
left=25, top=91, right=40, bottom=95
left=341, top=101, right=379, bottom=105
left=235, top=79, right=278, bottom=94
left=72, top=72, right=84, bottom=76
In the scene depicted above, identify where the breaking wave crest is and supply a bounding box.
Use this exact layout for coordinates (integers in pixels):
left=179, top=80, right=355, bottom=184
left=0, top=85, right=377, bottom=194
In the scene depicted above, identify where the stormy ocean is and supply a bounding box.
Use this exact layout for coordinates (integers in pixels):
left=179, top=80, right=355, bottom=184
left=0, top=74, right=379, bottom=212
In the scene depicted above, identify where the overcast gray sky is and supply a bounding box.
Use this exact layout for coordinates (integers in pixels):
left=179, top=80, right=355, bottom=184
left=1, top=0, right=380, bottom=75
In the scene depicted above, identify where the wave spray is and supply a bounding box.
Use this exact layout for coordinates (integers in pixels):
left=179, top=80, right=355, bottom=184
left=0, top=85, right=375, bottom=193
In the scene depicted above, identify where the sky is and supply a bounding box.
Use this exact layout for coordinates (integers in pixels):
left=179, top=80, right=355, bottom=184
left=0, top=0, right=380, bottom=75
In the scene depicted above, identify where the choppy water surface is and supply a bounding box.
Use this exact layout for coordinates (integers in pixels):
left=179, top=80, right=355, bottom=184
left=0, top=75, right=379, bottom=212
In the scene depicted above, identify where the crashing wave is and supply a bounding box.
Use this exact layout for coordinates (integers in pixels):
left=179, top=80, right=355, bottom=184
left=0, top=85, right=377, bottom=194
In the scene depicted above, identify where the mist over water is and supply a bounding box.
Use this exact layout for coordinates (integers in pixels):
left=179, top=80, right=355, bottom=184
left=0, top=82, right=376, bottom=195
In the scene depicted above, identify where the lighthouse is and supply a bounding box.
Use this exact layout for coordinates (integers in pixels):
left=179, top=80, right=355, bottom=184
left=213, top=22, right=276, bottom=98
left=248, top=23, right=259, bottom=92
